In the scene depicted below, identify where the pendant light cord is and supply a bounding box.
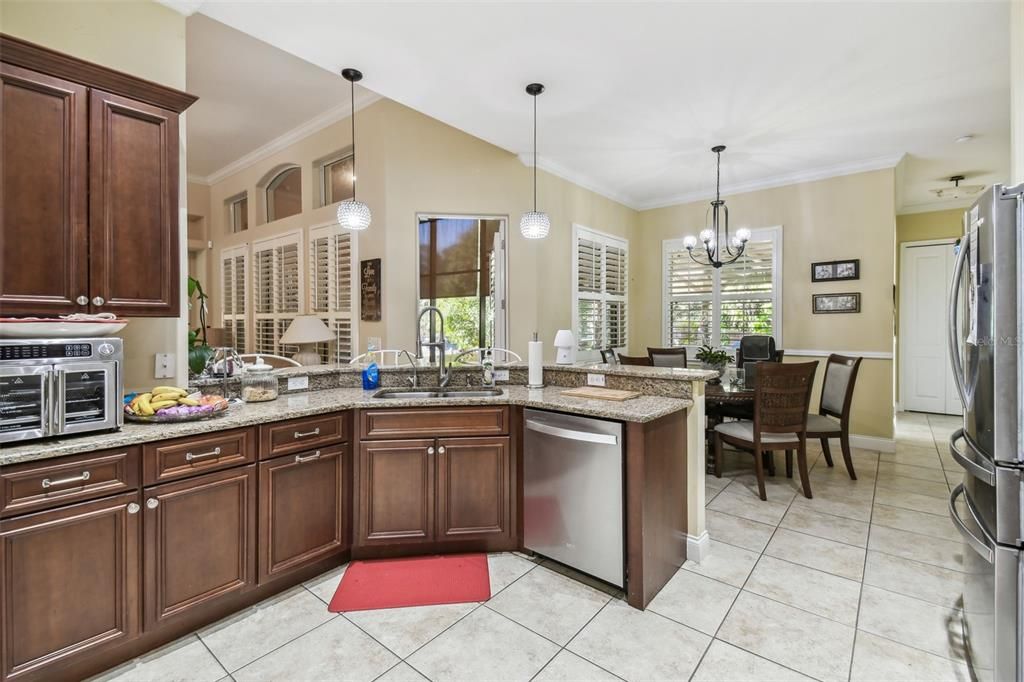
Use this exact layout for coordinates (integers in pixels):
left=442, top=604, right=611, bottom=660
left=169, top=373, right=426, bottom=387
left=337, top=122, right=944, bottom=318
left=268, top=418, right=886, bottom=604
left=350, top=77, right=357, bottom=201
left=532, top=93, right=537, bottom=211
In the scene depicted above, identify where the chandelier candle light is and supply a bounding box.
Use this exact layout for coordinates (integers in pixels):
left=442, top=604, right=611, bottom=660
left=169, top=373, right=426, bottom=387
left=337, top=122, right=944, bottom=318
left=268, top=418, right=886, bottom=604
left=682, top=145, right=750, bottom=268
left=520, top=83, right=550, bottom=239
left=337, top=68, right=372, bottom=231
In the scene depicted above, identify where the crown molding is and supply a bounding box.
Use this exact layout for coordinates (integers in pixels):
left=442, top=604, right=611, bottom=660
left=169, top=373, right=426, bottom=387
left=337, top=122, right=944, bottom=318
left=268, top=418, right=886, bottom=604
left=188, top=91, right=381, bottom=186
left=187, top=173, right=209, bottom=186
left=156, top=0, right=204, bottom=16
left=636, top=153, right=906, bottom=210
left=897, top=194, right=979, bottom=215
left=516, top=154, right=640, bottom=210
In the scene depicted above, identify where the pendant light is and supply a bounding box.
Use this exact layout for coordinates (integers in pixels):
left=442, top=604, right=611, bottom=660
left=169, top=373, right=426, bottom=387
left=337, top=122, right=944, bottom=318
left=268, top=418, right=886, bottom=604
left=682, top=145, right=750, bottom=268
left=336, top=68, right=372, bottom=231
left=519, top=82, right=550, bottom=239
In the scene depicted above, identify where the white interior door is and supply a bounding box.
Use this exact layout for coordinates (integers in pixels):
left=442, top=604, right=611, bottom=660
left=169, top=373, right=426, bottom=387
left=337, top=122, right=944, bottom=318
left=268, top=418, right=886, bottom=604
left=900, top=241, right=962, bottom=415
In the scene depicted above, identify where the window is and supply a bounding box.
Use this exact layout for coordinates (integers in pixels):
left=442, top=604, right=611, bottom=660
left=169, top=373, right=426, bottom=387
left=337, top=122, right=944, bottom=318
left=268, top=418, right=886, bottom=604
left=663, top=226, right=781, bottom=350
left=227, top=193, right=248, bottom=233
left=572, top=225, right=628, bottom=358
left=417, top=216, right=507, bottom=358
left=252, top=231, right=303, bottom=356
left=309, top=222, right=356, bottom=363
left=266, top=167, right=302, bottom=223
left=220, top=245, right=247, bottom=351
left=317, top=152, right=355, bottom=207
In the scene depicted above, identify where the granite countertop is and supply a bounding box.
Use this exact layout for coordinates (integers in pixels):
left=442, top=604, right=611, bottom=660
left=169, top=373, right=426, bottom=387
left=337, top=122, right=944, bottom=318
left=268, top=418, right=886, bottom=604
left=544, top=363, right=719, bottom=382
left=0, top=385, right=691, bottom=466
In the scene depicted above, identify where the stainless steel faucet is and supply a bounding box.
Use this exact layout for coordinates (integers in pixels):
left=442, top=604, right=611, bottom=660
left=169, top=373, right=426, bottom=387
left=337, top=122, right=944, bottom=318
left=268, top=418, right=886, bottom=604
left=416, top=306, right=451, bottom=387
left=398, top=349, right=419, bottom=388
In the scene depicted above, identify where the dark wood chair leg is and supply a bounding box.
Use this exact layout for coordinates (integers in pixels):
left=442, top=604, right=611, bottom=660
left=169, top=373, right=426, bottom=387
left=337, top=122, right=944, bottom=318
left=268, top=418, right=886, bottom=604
left=797, top=441, right=813, bottom=499
left=839, top=433, right=858, bottom=481
left=753, top=445, right=767, bottom=501
left=713, top=432, right=723, bottom=478
left=820, top=438, right=834, bottom=467
left=763, top=450, right=776, bottom=477
left=785, top=450, right=793, bottom=478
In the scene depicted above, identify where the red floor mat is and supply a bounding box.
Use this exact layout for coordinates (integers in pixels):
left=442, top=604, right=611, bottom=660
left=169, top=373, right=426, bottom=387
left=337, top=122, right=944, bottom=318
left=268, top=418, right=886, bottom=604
left=328, top=553, right=491, bottom=612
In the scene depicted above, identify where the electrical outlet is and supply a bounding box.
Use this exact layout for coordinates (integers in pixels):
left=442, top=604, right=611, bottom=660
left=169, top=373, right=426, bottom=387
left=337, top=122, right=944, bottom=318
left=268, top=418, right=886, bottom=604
left=494, top=369, right=510, bottom=382
left=287, top=376, right=309, bottom=391
left=154, top=353, right=174, bottom=379
left=587, top=373, right=606, bottom=387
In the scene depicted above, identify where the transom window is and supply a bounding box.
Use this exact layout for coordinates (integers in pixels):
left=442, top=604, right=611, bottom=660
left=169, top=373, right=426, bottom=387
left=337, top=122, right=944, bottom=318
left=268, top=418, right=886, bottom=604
left=227, top=193, right=248, bottom=234
left=572, top=225, right=629, bottom=358
left=266, top=166, right=302, bottom=223
left=663, top=226, right=782, bottom=350
left=318, top=152, right=355, bottom=207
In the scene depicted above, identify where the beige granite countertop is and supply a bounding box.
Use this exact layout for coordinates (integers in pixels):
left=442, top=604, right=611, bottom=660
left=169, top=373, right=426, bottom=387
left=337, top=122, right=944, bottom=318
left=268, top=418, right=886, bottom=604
left=0, top=385, right=691, bottom=466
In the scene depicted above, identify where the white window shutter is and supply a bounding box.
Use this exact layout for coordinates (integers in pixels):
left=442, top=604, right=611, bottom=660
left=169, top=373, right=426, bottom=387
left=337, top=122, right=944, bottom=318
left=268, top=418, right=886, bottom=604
left=308, top=223, right=356, bottom=363
left=252, top=231, right=304, bottom=357
left=220, top=246, right=248, bottom=351
left=572, top=226, right=628, bottom=358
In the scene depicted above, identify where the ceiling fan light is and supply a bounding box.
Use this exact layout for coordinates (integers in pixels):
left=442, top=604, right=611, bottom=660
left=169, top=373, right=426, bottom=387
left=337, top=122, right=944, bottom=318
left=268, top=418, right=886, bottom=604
left=337, top=199, right=372, bottom=230
left=520, top=210, right=551, bottom=239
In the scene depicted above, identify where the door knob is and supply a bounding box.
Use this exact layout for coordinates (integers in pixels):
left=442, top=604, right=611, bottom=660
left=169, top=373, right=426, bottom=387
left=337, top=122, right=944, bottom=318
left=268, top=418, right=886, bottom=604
left=146, top=498, right=159, bottom=509
left=76, top=295, right=88, bottom=305
left=92, top=296, right=105, bottom=306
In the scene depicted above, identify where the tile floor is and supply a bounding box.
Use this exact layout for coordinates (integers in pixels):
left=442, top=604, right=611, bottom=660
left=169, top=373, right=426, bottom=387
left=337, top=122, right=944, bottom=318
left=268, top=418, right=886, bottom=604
left=94, top=412, right=972, bottom=682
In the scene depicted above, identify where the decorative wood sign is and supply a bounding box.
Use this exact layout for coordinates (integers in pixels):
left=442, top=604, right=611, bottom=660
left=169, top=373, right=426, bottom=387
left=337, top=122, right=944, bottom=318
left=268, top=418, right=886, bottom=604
left=811, top=259, right=860, bottom=282
left=360, top=258, right=381, bottom=321
left=812, top=292, right=861, bottom=314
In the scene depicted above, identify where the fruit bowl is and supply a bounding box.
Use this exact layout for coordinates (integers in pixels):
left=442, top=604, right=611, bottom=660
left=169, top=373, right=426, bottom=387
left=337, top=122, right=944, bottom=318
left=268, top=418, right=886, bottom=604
left=124, top=387, right=230, bottom=423
left=124, top=400, right=230, bottom=423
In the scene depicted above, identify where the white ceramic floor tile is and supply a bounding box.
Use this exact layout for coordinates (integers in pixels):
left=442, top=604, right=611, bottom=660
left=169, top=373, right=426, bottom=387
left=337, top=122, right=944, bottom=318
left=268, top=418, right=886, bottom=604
left=232, top=616, right=398, bottom=682
left=789, top=491, right=873, bottom=522
left=303, top=564, right=347, bottom=604
left=198, top=587, right=335, bottom=672
left=868, top=524, right=964, bottom=571
left=706, top=510, right=776, bottom=552
left=873, top=487, right=948, bottom=516
left=871, top=503, right=961, bottom=542
left=344, top=602, right=478, bottom=658
left=764, top=528, right=866, bottom=581
left=487, top=566, right=610, bottom=645
left=406, top=606, right=558, bottom=682
left=876, top=461, right=949, bottom=483
left=779, top=505, right=869, bottom=547
left=851, top=631, right=970, bottom=682
left=691, top=639, right=815, bottom=682
left=745, top=555, right=862, bottom=625
left=863, top=551, right=965, bottom=609
left=707, top=488, right=791, bottom=525
left=875, top=474, right=950, bottom=499
left=567, top=599, right=711, bottom=682
left=880, top=450, right=942, bottom=469
left=533, top=651, right=621, bottom=681
left=374, top=662, right=429, bottom=682
left=91, top=635, right=226, bottom=682
left=647, top=568, right=739, bottom=635
left=718, top=592, right=855, bottom=682
left=682, top=539, right=760, bottom=587
left=487, top=553, right=538, bottom=595
left=857, top=585, right=966, bottom=661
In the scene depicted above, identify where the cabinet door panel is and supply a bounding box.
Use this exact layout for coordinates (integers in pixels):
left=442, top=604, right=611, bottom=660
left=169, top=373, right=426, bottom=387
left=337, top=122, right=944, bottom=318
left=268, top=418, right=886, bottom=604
left=436, top=437, right=510, bottom=540
left=357, top=440, right=434, bottom=545
left=88, top=89, right=178, bottom=317
left=144, top=465, right=255, bottom=630
left=0, top=63, right=88, bottom=315
left=259, top=445, right=347, bottom=583
left=0, top=492, right=140, bottom=681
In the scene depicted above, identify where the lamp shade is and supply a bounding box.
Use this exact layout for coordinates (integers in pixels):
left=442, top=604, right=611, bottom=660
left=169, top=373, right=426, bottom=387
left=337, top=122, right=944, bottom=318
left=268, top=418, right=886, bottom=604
left=553, top=329, right=575, bottom=348
left=280, top=316, right=334, bottom=344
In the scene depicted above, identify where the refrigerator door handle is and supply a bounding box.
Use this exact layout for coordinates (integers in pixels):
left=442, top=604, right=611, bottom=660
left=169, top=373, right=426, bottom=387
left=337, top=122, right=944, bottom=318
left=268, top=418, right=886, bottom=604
left=949, top=428, right=996, bottom=485
left=947, top=231, right=970, bottom=407
left=948, top=483, right=995, bottom=564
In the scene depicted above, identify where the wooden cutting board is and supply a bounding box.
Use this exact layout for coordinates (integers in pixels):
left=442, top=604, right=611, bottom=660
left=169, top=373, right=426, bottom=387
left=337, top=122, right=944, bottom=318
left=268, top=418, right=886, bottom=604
left=561, top=386, right=641, bottom=402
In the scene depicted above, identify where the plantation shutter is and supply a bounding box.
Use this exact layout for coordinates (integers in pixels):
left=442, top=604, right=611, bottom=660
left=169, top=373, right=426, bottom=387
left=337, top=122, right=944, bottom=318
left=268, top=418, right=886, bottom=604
left=718, top=238, right=775, bottom=346
left=664, top=248, right=714, bottom=347
left=573, top=227, right=628, bottom=356
left=309, top=223, right=356, bottom=363
left=220, top=246, right=248, bottom=351
left=252, top=231, right=303, bottom=356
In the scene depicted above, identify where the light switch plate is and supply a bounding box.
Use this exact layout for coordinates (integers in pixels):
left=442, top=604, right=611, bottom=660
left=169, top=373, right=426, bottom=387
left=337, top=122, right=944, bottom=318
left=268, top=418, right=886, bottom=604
left=154, top=353, right=174, bottom=379
left=287, top=376, right=309, bottom=391
left=587, top=373, right=606, bottom=387
left=494, top=369, right=510, bottom=382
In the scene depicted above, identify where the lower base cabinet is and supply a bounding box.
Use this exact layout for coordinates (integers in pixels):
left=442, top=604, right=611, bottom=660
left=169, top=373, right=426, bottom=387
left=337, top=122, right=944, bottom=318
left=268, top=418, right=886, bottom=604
left=0, top=492, right=141, bottom=681
left=259, top=444, right=347, bottom=583
left=143, top=465, right=257, bottom=630
left=436, top=437, right=510, bottom=541
left=358, top=439, right=435, bottom=545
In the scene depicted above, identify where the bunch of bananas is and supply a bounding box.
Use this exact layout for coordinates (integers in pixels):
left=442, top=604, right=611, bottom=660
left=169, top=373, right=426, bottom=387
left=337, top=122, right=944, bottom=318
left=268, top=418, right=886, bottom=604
left=128, top=386, right=200, bottom=416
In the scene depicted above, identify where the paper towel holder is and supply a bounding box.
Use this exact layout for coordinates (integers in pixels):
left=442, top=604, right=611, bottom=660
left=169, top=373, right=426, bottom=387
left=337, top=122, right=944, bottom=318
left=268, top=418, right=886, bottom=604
left=527, top=331, right=544, bottom=388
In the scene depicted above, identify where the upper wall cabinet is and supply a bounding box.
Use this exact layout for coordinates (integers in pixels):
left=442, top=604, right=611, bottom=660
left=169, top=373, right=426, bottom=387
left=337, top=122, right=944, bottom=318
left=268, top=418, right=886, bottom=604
left=0, top=34, right=197, bottom=318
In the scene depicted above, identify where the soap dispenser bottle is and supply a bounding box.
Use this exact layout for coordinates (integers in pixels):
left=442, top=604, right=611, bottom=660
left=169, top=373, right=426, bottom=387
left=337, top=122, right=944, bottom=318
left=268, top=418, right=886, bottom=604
left=482, top=348, right=495, bottom=387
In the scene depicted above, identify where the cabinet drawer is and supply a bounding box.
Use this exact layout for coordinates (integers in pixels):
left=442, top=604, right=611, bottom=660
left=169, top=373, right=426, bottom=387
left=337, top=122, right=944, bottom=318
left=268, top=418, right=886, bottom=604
left=1, top=447, right=140, bottom=518
left=143, top=428, right=255, bottom=485
left=360, top=407, right=509, bottom=440
left=259, top=413, right=347, bottom=459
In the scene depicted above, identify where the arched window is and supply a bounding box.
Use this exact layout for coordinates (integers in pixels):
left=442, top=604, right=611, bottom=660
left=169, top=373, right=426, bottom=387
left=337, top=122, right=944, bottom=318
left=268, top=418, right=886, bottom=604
left=265, top=166, right=301, bottom=222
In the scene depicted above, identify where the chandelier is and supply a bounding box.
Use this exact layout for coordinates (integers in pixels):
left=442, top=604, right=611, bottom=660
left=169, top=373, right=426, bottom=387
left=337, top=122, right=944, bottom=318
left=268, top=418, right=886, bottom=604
left=683, top=145, right=750, bottom=268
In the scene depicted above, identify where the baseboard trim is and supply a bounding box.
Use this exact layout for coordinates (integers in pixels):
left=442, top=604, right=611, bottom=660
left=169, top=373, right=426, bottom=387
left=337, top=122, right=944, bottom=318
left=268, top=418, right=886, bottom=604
left=848, top=433, right=896, bottom=453
left=687, top=531, right=710, bottom=562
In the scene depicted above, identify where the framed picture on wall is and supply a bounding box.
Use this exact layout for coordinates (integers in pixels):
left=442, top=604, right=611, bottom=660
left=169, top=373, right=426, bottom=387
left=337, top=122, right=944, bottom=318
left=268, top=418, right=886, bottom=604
left=360, top=258, right=381, bottom=322
left=812, top=292, right=861, bottom=314
left=811, top=258, right=860, bottom=282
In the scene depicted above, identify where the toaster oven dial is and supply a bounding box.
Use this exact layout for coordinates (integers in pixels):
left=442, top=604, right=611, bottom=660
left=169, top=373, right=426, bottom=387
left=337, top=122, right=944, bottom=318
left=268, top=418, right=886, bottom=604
left=97, top=343, right=115, bottom=358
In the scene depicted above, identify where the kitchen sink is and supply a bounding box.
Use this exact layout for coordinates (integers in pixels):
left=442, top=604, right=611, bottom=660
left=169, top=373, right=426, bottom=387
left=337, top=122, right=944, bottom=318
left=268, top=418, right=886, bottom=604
left=372, top=387, right=504, bottom=399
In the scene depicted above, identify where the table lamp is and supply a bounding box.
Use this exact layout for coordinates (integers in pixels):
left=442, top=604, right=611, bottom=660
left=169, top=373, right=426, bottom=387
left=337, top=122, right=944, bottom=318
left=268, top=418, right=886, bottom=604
left=553, top=329, right=576, bottom=364
left=280, top=316, right=334, bottom=365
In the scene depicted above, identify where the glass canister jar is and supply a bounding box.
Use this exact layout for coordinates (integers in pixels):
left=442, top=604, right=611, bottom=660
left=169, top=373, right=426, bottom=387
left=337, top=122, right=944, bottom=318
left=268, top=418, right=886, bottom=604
left=241, top=358, right=278, bottom=402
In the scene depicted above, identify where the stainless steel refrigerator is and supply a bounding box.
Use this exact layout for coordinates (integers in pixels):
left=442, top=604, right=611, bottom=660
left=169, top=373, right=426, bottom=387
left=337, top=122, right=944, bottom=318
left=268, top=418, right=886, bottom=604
left=948, top=182, right=1023, bottom=682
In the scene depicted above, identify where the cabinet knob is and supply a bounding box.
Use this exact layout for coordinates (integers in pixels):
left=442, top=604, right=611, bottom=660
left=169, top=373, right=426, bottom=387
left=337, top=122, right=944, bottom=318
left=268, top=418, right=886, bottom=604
left=146, top=498, right=159, bottom=509
left=92, top=296, right=105, bottom=306
left=437, top=446, right=446, bottom=454
left=76, top=295, right=89, bottom=305
left=127, top=502, right=140, bottom=514
left=427, top=446, right=435, bottom=455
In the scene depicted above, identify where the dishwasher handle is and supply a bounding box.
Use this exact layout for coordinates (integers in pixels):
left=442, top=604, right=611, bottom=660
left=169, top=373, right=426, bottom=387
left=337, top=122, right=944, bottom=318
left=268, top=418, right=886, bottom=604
left=525, top=418, right=618, bottom=445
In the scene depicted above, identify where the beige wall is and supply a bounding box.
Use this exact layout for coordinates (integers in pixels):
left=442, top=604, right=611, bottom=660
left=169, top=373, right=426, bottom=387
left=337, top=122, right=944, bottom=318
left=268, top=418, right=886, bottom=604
left=1013, top=0, right=1024, bottom=184
left=635, top=170, right=897, bottom=439
left=2, top=0, right=190, bottom=392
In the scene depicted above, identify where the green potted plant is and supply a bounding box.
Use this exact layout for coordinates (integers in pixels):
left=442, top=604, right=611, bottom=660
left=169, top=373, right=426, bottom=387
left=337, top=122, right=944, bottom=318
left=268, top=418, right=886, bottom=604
left=695, top=343, right=730, bottom=384
left=187, top=276, right=214, bottom=376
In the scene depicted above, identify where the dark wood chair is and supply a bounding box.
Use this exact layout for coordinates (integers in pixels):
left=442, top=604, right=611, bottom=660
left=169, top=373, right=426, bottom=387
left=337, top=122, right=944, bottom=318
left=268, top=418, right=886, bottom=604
left=617, top=354, right=652, bottom=366
left=736, top=347, right=785, bottom=367
left=647, top=347, right=687, bottom=367
left=713, top=361, right=818, bottom=500
left=599, top=348, right=618, bottom=364
left=805, top=354, right=863, bottom=480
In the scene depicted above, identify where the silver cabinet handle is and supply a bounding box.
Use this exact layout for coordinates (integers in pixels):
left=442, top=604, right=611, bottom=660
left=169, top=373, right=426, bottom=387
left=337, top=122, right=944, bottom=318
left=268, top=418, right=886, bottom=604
left=427, top=446, right=435, bottom=455
left=127, top=502, right=140, bottom=514
left=949, top=483, right=994, bottom=563
left=295, top=450, right=321, bottom=463
left=294, top=427, right=320, bottom=439
left=41, top=471, right=91, bottom=489
left=92, top=296, right=105, bottom=306
left=146, top=498, right=159, bottom=509
left=76, top=295, right=89, bottom=305
left=186, top=446, right=222, bottom=461
left=437, top=446, right=446, bottom=454
left=949, top=429, right=995, bottom=485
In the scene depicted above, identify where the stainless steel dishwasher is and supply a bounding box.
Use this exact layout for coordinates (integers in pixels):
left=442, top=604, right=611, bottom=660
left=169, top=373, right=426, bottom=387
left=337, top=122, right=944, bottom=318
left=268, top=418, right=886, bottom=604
left=523, top=409, right=623, bottom=587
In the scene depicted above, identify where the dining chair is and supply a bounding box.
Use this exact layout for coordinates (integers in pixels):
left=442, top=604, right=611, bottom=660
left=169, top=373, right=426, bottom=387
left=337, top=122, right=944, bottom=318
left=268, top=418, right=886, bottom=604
left=617, top=354, right=653, bottom=366
left=713, top=361, right=818, bottom=500
left=804, top=354, right=863, bottom=480
left=647, top=347, right=687, bottom=367
left=599, top=348, right=618, bottom=364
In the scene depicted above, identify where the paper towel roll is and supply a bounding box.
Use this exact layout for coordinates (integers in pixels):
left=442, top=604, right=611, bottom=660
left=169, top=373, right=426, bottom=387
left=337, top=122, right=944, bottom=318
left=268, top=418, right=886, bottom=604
left=527, top=340, right=544, bottom=387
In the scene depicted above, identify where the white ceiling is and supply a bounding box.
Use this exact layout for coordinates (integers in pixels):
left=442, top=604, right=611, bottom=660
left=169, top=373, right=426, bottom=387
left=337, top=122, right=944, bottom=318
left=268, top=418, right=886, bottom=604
left=181, top=1, right=1011, bottom=212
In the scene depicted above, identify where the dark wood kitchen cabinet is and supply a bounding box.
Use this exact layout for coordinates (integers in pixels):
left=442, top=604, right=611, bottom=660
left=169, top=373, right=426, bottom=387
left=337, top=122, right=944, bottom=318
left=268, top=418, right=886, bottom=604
left=0, top=492, right=141, bottom=681
left=357, top=439, right=435, bottom=545
left=0, top=34, right=196, bottom=318
left=143, top=465, right=256, bottom=630
left=436, top=437, right=510, bottom=541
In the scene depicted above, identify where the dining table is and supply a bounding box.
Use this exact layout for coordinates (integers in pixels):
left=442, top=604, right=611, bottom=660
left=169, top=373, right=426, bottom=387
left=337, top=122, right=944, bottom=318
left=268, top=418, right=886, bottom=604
left=704, top=380, right=755, bottom=473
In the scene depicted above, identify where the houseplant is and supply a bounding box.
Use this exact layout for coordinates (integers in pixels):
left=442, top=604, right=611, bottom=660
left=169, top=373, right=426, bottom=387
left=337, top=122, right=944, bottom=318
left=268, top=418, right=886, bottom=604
left=695, top=343, right=730, bottom=384
left=187, top=276, right=214, bottom=376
